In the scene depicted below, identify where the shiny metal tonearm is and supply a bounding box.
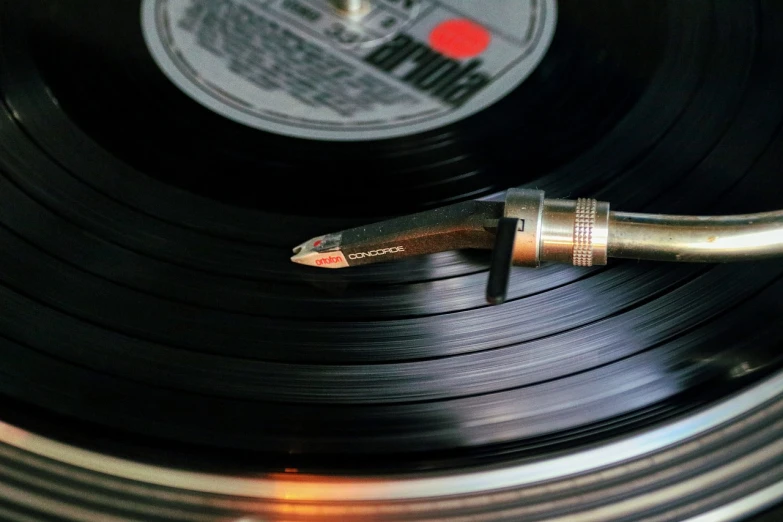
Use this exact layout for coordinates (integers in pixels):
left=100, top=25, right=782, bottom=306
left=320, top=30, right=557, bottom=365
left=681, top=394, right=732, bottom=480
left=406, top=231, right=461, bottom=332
left=291, top=189, right=783, bottom=304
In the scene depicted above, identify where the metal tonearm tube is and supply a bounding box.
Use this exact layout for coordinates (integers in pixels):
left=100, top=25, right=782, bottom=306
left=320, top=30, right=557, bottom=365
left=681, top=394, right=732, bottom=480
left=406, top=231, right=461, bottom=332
left=291, top=189, right=783, bottom=304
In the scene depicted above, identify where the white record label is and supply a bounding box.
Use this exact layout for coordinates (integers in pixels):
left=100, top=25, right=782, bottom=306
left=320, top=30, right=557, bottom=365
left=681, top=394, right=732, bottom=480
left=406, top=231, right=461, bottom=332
left=142, top=0, right=557, bottom=141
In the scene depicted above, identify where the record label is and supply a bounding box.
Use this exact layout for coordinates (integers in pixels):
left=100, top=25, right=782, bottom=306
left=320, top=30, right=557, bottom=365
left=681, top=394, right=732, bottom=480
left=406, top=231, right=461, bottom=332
left=141, top=0, right=557, bottom=141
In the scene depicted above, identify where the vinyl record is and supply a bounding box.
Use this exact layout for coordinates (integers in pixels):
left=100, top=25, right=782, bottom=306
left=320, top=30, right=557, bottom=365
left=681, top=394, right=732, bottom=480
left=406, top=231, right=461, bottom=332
left=17, top=0, right=665, bottom=217
left=0, top=0, right=783, bottom=519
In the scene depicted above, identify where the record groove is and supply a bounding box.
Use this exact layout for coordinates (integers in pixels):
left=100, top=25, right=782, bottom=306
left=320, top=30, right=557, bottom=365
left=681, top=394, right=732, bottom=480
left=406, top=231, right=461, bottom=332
left=0, top=0, right=781, bottom=496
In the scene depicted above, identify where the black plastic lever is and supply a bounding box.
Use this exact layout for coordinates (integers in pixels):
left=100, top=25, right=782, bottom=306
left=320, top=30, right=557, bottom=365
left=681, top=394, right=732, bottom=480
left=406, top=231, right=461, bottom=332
left=486, top=218, right=521, bottom=305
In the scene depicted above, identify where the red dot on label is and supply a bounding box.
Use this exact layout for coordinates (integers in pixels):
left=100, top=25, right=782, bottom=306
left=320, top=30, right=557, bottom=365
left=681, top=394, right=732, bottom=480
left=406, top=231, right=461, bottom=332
left=429, top=19, right=492, bottom=60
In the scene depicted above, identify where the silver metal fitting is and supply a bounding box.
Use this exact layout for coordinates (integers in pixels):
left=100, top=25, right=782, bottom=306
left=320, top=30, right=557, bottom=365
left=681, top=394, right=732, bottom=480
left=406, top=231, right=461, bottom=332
left=503, top=189, right=610, bottom=267
left=503, top=189, right=545, bottom=266
left=573, top=198, right=598, bottom=266
left=331, top=0, right=370, bottom=15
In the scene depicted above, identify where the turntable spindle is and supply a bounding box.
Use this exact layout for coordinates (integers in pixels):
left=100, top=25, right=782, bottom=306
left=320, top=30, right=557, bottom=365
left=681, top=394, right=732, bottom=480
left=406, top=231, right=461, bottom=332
left=331, top=0, right=369, bottom=16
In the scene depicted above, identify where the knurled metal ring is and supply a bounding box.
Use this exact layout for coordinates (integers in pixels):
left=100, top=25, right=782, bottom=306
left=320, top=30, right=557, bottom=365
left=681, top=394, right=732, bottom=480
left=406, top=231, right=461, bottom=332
left=573, top=198, right=597, bottom=266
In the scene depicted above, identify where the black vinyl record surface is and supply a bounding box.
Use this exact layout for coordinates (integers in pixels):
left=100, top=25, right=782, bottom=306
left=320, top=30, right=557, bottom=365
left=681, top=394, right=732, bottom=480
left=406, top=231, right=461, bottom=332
left=0, top=0, right=782, bottom=487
